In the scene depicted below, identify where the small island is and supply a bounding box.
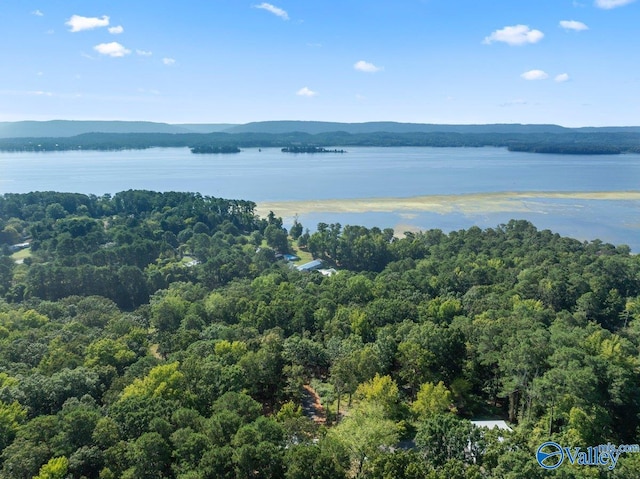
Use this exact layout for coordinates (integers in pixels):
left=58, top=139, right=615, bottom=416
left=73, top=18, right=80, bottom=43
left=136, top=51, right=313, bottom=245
left=507, top=144, right=623, bottom=155
left=190, top=145, right=241, bottom=154
left=281, top=146, right=346, bottom=153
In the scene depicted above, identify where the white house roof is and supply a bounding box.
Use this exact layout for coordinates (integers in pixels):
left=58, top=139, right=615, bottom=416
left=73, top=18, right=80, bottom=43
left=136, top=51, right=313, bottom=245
left=471, top=420, right=513, bottom=431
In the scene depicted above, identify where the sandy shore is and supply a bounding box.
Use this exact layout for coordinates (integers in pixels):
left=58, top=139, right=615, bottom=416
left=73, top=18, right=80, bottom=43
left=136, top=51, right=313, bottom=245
left=255, top=191, right=640, bottom=217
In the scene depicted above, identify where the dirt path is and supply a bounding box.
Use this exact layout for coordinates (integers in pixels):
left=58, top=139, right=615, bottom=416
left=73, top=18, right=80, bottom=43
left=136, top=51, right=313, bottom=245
left=301, top=384, right=326, bottom=425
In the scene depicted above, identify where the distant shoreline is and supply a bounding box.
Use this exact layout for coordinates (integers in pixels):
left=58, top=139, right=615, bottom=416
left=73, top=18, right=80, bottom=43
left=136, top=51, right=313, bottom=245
left=1, top=126, right=640, bottom=154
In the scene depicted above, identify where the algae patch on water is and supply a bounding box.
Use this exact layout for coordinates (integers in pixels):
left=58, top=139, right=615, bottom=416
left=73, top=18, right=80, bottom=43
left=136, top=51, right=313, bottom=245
left=256, top=191, right=640, bottom=218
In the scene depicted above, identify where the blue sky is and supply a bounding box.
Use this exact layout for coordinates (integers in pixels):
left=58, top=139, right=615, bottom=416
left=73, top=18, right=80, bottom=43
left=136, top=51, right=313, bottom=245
left=1, top=0, right=639, bottom=126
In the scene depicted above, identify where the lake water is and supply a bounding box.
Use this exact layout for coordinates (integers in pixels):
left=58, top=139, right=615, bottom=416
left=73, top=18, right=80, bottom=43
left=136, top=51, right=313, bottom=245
left=1, top=147, right=639, bottom=249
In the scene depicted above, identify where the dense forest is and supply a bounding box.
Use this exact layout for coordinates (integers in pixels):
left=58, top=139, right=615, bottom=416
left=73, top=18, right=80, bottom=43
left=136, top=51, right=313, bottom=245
left=0, top=130, right=639, bottom=155
left=506, top=144, right=624, bottom=155
left=1, top=190, right=640, bottom=478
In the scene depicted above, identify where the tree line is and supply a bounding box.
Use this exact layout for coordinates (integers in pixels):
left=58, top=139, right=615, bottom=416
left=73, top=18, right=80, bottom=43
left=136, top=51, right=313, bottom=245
left=1, top=131, right=640, bottom=155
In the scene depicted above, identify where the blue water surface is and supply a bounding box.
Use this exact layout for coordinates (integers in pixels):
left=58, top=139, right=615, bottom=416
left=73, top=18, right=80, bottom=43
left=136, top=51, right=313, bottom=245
left=0, top=147, right=638, bottom=249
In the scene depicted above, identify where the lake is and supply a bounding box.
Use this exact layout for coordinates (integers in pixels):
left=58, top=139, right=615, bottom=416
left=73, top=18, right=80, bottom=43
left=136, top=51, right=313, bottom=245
left=1, top=147, right=639, bottom=249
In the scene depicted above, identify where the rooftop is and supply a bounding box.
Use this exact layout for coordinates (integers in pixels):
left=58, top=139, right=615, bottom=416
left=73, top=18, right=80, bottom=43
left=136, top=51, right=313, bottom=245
left=296, top=259, right=323, bottom=271
left=470, top=420, right=513, bottom=431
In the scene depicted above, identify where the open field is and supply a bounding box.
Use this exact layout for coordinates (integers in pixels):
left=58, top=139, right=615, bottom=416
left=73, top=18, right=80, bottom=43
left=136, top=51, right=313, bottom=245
left=10, top=247, right=31, bottom=263
left=290, top=243, right=313, bottom=265
left=256, top=190, right=640, bottom=218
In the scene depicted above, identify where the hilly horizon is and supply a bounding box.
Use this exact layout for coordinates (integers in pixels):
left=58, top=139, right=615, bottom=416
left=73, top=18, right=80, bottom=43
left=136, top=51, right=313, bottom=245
left=0, top=120, right=236, bottom=138
left=2, top=120, right=640, bottom=139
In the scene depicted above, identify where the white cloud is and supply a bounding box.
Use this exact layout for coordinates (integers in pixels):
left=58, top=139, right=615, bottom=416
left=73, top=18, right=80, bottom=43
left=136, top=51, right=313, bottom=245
left=354, top=60, right=383, bottom=73
left=108, top=25, right=124, bottom=34
left=521, top=69, right=549, bottom=80
left=254, top=3, right=289, bottom=20
left=555, top=73, right=570, bottom=82
left=595, top=0, right=636, bottom=8
left=136, top=50, right=153, bottom=56
left=162, top=58, right=176, bottom=66
left=560, top=20, right=589, bottom=31
left=32, top=10, right=44, bottom=17
left=296, top=87, right=317, bottom=97
left=93, top=42, right=131, bottom=57
left=483, top=25, right=544, bottom=45
left=66, top=15, right=110, bottom=32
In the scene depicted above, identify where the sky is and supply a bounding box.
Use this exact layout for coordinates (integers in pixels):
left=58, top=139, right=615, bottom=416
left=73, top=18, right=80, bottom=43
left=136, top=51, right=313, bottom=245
left=1, top=0, right=639, bottom=126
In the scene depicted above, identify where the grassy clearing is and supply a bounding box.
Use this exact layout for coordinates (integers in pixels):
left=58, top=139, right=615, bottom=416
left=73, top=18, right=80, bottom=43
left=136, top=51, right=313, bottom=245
left=290, top=242, right=313, bottom=265
left=256, top=236, right=314, bottom=265
left=11, top=248, right=31, bottom=262
left=149, top=343, right=163, bottom=360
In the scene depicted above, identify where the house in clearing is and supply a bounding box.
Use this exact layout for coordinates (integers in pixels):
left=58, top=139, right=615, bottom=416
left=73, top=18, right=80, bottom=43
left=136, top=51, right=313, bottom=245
left=466, top=420, right=513, bottom=463
left=470, top=420, right=512, bottom=432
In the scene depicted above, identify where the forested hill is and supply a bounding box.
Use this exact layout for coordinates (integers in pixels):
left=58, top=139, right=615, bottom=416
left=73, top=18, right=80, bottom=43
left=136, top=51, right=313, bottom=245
left=3, top=119, right=640, bottom=138
left=2, top=120, right=640, bottom=154
left=1, top=190, right=640, bottom=477
left=1, top=129, right=640, bottom=154
left=0, top=121, right=236, bottom=138
left=0, top=121, right=192, bottom=138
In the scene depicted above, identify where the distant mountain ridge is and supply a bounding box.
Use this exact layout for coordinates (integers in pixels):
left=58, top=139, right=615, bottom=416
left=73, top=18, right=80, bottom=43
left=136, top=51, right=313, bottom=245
left=222, top=121, right=640, bottom=135
left=224, top=121, right=572, bottom=135
left=0, top=120, right=236, bottom=138
left=1, top=120, right=640, bottom=138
